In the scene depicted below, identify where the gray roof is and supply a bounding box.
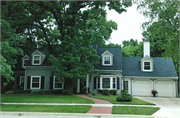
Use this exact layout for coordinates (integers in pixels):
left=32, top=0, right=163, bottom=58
left=122, top=57, right=178, bottom=77
left=94, top=47, right=122, bottom=70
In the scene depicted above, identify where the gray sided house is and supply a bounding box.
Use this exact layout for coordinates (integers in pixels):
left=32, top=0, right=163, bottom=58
left=13, top=41, right=178, bottom=97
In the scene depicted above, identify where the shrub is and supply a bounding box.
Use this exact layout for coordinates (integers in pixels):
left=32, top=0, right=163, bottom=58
left=102, top=88, right=109, bottom=95
left=92, top=92, right=96, bottom=95
left=5, top=90, right=14, bottom=94
left=116, top=90, right=132, bottom=102
left=62, top=90, right=70, bottom=95
left=31, top=90, right=42, bottom=94
left=111, top=89, right=117, bottom=95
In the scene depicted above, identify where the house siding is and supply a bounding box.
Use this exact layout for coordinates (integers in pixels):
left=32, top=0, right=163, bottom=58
left=25, top=68, right=51, bottom=90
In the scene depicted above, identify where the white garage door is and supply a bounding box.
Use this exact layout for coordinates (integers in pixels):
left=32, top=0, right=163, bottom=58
left=155, top=81, right=174, bottom=97
left=132, top=80, right=152, bottom=96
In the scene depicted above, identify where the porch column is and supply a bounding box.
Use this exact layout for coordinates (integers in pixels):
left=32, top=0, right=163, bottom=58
left=86, top=74, right=89, bottom=93
left=77, top=79, right=80, bottom=93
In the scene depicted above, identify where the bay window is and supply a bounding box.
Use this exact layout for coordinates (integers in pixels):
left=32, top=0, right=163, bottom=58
left=96, top=77, right=116, bottom=90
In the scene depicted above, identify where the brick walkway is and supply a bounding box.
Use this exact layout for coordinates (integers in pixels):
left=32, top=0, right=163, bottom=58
left=76, top=94, right=112, bottom=114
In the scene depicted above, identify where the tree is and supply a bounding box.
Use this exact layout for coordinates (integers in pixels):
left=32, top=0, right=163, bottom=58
left=2, top=1, right=132, bottom=94
left=122, top=39, right=143, bottom=57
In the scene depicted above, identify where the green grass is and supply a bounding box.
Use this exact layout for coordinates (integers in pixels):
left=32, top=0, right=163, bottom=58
left=89, top=95, right=155, bottom=105
left=1, top=94, right=94, bottom=104
left=112, top=106, right=160, bottom=115
left=1, top=104, right=91, bottom=113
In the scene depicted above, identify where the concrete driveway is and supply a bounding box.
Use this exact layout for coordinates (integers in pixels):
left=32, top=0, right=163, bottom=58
left=135, top=96, right=180, bottom=118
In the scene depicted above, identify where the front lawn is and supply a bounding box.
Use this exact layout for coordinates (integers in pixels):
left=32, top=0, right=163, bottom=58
left=1, top=104, right=91, bottom=113
left=112, top=106, right=160, bottom=115
left=1, top=94, right=94, bottom=104
left=89, top=95, right=155, bottom=105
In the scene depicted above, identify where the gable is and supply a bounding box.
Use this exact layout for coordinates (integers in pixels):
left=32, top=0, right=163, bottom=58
left=101, top=50, right=113, bottom=56
left=31, top=50, right=44, bottom=56
left=22, top=55, right=29, bottom=60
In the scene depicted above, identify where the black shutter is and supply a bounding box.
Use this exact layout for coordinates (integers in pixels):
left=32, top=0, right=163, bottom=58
left=117, top=77, right=119, bottom=89
left=16, top=77, right=20, bottom=85
left=27, top=76, right=31, bottom=89
left=93, top=77, right=96, bottom=89
left=50, top=76, right=53, bottom=89
left=41, top=76, right=45, bottom=89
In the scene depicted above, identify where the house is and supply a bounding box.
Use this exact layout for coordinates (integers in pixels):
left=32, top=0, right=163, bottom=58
left=13, top=41, right=178, bottom=97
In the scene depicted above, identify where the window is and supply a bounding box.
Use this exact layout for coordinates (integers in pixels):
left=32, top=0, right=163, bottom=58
left=102, top=78, right=110, bottom=88
left=123, top=81, right=128, bottom=90
left=144, top=62, right=150, bottom=70
left=23, top=59, right=28, bottom=68
left=113, top=78, right=116, bottom=89
left=104, top=56, right=110, bottom=64
left=20, top=76, right=25, bottom=86
left=53, top=76, right=63, bottom=89
left=31, top=76, right=41, bottom=89
left=33, top=55, right=41, bottom=65
left=97, top=77, right=100, bottom=89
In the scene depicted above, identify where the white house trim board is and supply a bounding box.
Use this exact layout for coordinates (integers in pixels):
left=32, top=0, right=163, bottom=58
left=124, top=76, right=178, bottom=79
left=53, top=76, right=64, bottom=89
left=141, top=55, right=153, bottom=62
left=101, top=50, right=113, bottom=56
left=20, top=76, right=25, bottom=85
left=22, top=55, right=29, bottom=60
left=31, top=50, right=44, bottom=56
left=77, top=79, right=80, bottom=93
left=96, top=77, right=117, bottom=90
left=30, top=76, right=41, bottom=89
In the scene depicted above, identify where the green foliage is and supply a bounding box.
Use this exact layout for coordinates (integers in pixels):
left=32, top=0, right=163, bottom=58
left=5, top=91, right=15, bottom=94
left=31, top=90, right=43, bottom=94
left=111, top=89, right=117, bottom=95
left=135, top=0, right=179, bottom=74
left=92, top=92, right=96, bottom=95
left=116, top=90, right=132, bottom=102
left=62, top=90, right=70, bottom=95
left=102, top=88, right=110, bottom=95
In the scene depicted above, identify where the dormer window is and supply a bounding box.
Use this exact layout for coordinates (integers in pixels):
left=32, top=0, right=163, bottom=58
left=33, top=55, right=41, bottom=65
left=101, top=50, right=113, bottom=66
left=104, top=56, right=110, bottom=64
left=144, top=62, right=150, bottom=70
left=141, top=55, right=153, bottom=72
left=23, top=59, right=28, bottom=68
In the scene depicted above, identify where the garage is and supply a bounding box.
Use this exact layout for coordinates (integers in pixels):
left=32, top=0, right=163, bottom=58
left=132, top=80, right=152, bottom=96
left=155, top=80, right=175, bottom=97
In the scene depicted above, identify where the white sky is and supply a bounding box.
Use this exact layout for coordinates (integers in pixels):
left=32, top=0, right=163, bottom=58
left=106, top=4, right=149, bottom=45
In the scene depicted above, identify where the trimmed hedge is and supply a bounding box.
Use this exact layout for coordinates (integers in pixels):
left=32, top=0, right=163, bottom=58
left=102, top=88, right=109, bottom=95
left=116, top=90, right=132, bottom=102
left=62, top=90, right=70, bottom=95
left=111, top=89, right=117, bottom=95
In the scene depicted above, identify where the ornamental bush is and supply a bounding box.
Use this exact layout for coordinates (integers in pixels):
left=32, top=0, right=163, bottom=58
left=102, top=88, right=109, bottom=95
left=116, top=90, right=132, bottom=102
left=62, top=90, right=70, bottom=95
left=92, top=92, right=96, bottom=95
left=111, top=89, right=117, bottom=95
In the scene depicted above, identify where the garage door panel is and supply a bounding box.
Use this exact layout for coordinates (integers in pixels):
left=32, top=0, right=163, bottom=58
left=132, top=80, right=152, bottom=96
left=155, top=81, right=174, bottom=97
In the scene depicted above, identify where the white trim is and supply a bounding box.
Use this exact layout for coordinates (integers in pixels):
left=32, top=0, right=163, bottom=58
left=22, top=55, right=29, bottom=60
left=124, top=76, right=178, bottom=79
left=96, top=76, right=117, bottom=90
left=30, top=76, right=41, bottom=89
left=32, top=55, right=41, bottom=65
left=142, top=61, right=153, bottom=72
left=20, top=76, right=25, bottom=85
left=101, top=50, right=113, bottom=56
left=31, top=50, right=44, bottom=56
left=53, top=76, right=64, bottom=89
left=141, top=55, right=153, bottom=62
left=102, top=56, right=113, bottom=66
left=77, top=79, right=80, bottom=93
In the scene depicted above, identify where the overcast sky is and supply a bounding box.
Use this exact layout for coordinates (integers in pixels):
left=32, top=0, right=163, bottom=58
left=106, top=4, right=149, bottom=45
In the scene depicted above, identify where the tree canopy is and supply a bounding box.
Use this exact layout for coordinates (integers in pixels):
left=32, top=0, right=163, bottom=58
left=1, top=1, right=132, bottom=93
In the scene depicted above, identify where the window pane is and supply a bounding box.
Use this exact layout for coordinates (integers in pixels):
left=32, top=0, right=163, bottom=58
left=24, top=60, right=28, bottom=65
left=144, top=62, right=150, bottom=70
left=102, top=78, right=110, bottom=88
left=124, top=81, right=128, bottom=90
left=144, top=66, right=150, bottom=69
left=104, top=57, right=110, bottom=61
left=32, top=83, right=39, bottom=87
left=55, top=83, right=62, bottom=88
left=97, top=78, right=100, bottom=88
left=34, top=56, right=40, bottom=60
left=34, top=60, right=40, bottom=64
left=144, top=62, right=150, bottom=65
left=113, top=78, right=116, bottom=88
left=32, top=78, right=39, bottom=82
left=21, top=78, right=24, bottom=83
left=105, top=61, right=110, bottom=64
